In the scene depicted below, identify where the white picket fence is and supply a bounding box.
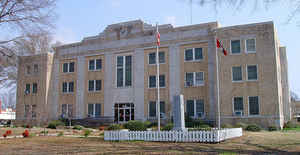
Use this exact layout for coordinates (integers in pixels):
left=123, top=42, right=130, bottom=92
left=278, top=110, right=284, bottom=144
left=104, top=128, right=242, bottom=143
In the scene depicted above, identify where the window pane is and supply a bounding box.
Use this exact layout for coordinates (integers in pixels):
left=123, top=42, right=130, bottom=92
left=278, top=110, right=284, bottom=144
left=69, top=62, right=75, bottom=72
left=232, top=66, right=242, bottom=81
left=26, top=65, right=31, bottom=74
left=32, top=83, right=37, bottom=94
left=88, top=104, right=94, bottom=117
left=231, top=40, right=241, bottom=54
left=69, top=82, right=74, bottom=92
left=95, top=104, right=101, bottom=117
left=149, top=76, right=156, bottom=88
left=160, top=101, right=165, bottom=114
left=63, top=63, right=68, bottom=73
left=88, top=80, right=94, bottom=91
left=195, top=72, right=204, bottom=85
left=159, top=52, right=165, bottom=63
left=32, top=105, right=37, bottom=118
left=159, top=75, right=165, bottom=87
left=149, top=101, right=156, bottom=117
left=68, top=104, right=73, bottom=117
left=96, top=59, right=102, bottom=70
left=62, top=82, right=68, bottom=92
left=249, top=96, right=259, bottom=115
left=248, top=65, right=257, bottom=80
left=96, top=80, right=101, bottom=91
left=117, top=68, right=123, bottom=87
left=196, top=99, right=204, bottom=117
left=186, top=100, right=194, bottom=117
left=24, top=105, right=30, bottom=118
left=125, top=56, right=132, bottom=86
left=62, top=104, right=67, bottom=116
left=246, top=39, right=256, bottom=52
left=117, top=56, right=123, bottom=67
left=89, top=60, right=95, bottom=70
left=34, top=64, right=38, bottom=73
left=149, top=53, right=156, bottom=64
left=186, top=73, right=194, bottom=86
left=195, top=48, right=203, bottom=60
left=185, top=49, right=193, bottom=61
left=234, top=97, right=243, bottom=111
left=25, top=84, right=30, bottom=94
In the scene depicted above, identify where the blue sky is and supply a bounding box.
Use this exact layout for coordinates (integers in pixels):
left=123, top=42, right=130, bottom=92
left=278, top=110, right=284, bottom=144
left=54, top=0, right=300, bottom=95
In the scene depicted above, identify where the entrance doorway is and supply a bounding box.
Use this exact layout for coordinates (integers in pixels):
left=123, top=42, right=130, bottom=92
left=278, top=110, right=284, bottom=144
left=114, top=103, right=134, bottom=123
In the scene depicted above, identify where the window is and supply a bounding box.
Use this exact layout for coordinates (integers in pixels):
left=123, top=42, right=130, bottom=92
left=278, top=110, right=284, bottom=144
left=186, top=99, right=205, bottom=118
left=62, top=82, right=74, bottom=93
left=246, top=38, right=256, bottom=53
left=33, top=64, right=38, bottom=73
left=25, top=84, right=30, bottom=94
left=88, top=103, right=101, bottom=118
left=89, top=59, right=102, bottom=71
left=249, top=96, right=259, bottom=115
left=63, top=62, right=75, bottom=73
left=26, top=65, right=31, bottom=75
left=32, top=83, right=37, bottom=94
left=185, top=48, right=203, bottom=61
left=148, top=75, right=166, bottom=88
left=247, top=65, right=258, bottom=81
left=62, top=104, right=73, bottom=118
left=148, top=51, right=165, bottom=64
left=148, top=101, right=166, bottom=118
left=185, top=72, right=204, bottom=87
left=32, top=105, right=37, bottom=118
left=233, top=97, right=243, bottom=116
left=231, top=40, right=241, bottom=54
left=24, top=105, right=30, bottom=118
left=232, top=66, right=242, bottom=81
left=88, top=80, right=101, bottom=91
left=117, top=55, right=132, bottom=87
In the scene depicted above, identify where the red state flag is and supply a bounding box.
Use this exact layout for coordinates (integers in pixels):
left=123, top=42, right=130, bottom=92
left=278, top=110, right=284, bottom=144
left=156, top=31, right=160, bottom=46
left=216, top=39, right=221, bottom=48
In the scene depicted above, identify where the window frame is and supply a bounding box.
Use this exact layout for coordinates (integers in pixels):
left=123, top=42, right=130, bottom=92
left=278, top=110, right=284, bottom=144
left=184, top=48, right=204, bottom=62
left=148, top=75, right=166, bottom=88
left=248, top=96, right=260, bottom=116
left=231, top=66, right=243, bottom=82
left=185, top=99, right=205, bottom=118
left=185, top=72, right=205, bottom=87
left=232, top=97, right=244, bottom=116
left=33, top=64, right=39, bottom=74
left=245, top=38, right=256, bottom=54
left=32, top=83, right=38, bottom=94
left=88, top=80, right=102, bottom=92
left=62, top=62, right=75, bottom=73
left=148, top=51, right=166, bottom=65
left=62, top=81, right=74, bottom=93
left=246, top=64, right=258, bottom=81
left=148, top=101, right=166, bottom=119
left=230, top=39, right=241, bottom=54
left=87, top=103, right=102, bottom=118
left=88, top=59, right=102, bottom=71
left=25, top=84, right=31, bottom=94
left=116, top=55, right=132, bottom=88
left=31, top=105, right=37, bottom=119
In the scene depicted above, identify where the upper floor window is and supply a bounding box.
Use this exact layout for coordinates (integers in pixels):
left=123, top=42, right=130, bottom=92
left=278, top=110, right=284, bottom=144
left=62, top=82, right=74, bottom=93
left=249, top=96, right=259, bottom=115
left=63, top=62, right=75, bottom=73
left=148, top=101, right=165, bottom=118
left=246, top=38, right=256, bottom=53
left=148, top=75, right=166, bottom=88
left=32, top=83, right=37, bottom=94
left=89, top=59, right=102, bottom=71
left=232, top=66, right=242, bottom=82
left=88, top=80, right=101, bottom=92
left=33, top=64, right=38, bottom=73
left=186, top=99, right=204, bottom=118
left=26, top=65, right=31, bottom=75
left=184, top=48, right=203, bottom=61
left=231, top=40, right=241, bottom=54
left=148, top=51, right=165, bottom=65
left=247, top=65, right=258, bottom=81
left=116, top=55, right=132, bottom=87
left=88, top=103, right=101, bottom=118
left=25, top=84, right=30, bottom=94
left=185, top=72, right=204, bottom=87
left=233, top=97, right=243, bottom=116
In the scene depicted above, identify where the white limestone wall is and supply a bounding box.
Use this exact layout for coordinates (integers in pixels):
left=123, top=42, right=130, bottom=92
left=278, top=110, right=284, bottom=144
left=76, top=56, right=86, bottom=119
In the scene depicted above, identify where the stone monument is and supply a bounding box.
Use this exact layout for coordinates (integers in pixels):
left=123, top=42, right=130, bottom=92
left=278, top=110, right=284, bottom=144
left=172, top=94, right=187, bottom=131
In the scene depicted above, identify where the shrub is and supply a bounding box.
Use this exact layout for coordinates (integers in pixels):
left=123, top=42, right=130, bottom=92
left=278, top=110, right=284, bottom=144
left=73, top=125, right=83, bottom=130
left=144, top=121, right=152, bottom=128
left=268, top=126, right=277, bottom=131
left=221, top=124, right=233, bottom=129
left=283, top=121, right=299, bottom=129
left=47, top=120, right=64, bottom=129
left=245, top=124, right=261, bottom=132
left=123, top=121, right=147, bottom=131
left=22, top=130, right=29, bottom=138
left=107, top=124, right=121, bottom=131
left=162, top=123, right=173, bottom=131
left=57, top=131, right=64, bottom=137
left=234, top=123, right=248, bottom=129
left=83, top=129, right=92, bottom=137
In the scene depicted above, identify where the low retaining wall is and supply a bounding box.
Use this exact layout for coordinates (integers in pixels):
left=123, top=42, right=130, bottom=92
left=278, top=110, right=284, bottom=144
left=104, top=128, right=242, bottom=143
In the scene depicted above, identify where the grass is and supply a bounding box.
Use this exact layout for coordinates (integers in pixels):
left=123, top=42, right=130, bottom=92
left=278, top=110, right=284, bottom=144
left=0, top=129, right=300, bottom=154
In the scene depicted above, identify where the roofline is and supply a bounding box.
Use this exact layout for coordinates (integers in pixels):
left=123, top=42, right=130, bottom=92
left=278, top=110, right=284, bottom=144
left=216, top=21, right=274, bottom=31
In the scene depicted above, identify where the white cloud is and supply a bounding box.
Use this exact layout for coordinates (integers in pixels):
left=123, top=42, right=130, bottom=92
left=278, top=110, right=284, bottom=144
left=165, top=16, right=176, bottom=26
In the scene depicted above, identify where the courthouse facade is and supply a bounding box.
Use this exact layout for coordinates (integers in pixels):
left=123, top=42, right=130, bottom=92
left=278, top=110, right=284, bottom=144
left=16, top=20, right=291, bottom=128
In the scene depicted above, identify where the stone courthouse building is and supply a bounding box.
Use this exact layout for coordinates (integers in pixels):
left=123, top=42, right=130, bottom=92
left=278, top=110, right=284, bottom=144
left=16, top=20, right=291, bottom=128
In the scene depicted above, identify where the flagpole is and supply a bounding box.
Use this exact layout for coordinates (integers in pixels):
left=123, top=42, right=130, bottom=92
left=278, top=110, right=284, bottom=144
left=215, top=36, right=221, bottom=130
left=156, top=23, right=161, bottom=131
